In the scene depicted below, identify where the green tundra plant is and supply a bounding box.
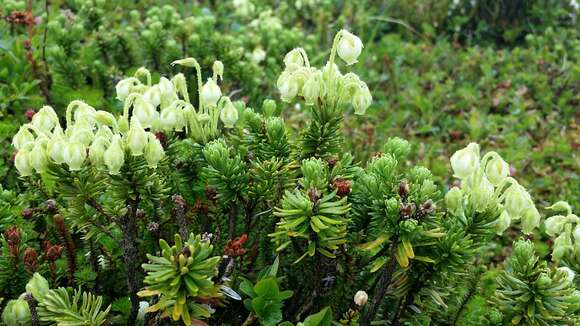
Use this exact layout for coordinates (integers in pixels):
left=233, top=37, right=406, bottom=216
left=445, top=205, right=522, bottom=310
left=492, top=239, right=580, bottom=325
left=2, top=27, right=577, bottom=326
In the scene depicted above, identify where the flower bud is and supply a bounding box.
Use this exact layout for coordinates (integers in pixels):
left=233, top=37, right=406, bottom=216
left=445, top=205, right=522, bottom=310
left=158, top=77, right=177, bottom=108
left=12, top=127, right=34, bottom=150
left=127, top=119, right=147, bottom=156
left=89, top=136, right=108, bottom=168
left=1, top=299, right=30, bottom=325
left=337, top=31, right=363, bottom=65
left=116, top=78, right=137, bottom=101
left=104, top=135, right=125, bottom=175
left=496, top=210, right=512, bottom=234
left=201, top=78, right=221, bottom=107
left=94, top=110, right=116, bottom=127
left=450, top=143, right=480, bottom=179
left=144, top=133, right=164, bottom=168
left=32, top=106, right=58, bottom=132
left=278, top=73, right=299, bottom=103
left=143, top=85, right=161, bottom=108
left=521, top=206, right=541, bottom=234
left=213, top=60, right=224, bottom=80
left=547, top=201, right=572, bottom=214
left=63, top=141, right=87, bottom=171
left=26, top=272, right=49, bottom=300
left=354, top=290, right=368, bottom=306
left=445, top=187, right=463, bottom=215
left=574, top=225, right=580, bottom=243
left=73, top=103, right=96, bottom=126
left=544, top=215, right=566, bottom=237
left=302, top=71, right=322, bottom=106
left=134, top=97, right=158, bottom=129
left=160, top=106, right=179, bottom=131
left=485, top=155, right=509, bottom=185
left=503, top=184, right=532, bottom=219
left=352, top=83, right=372, bottom=115
left=284, top=48, right=306, bottom=67
left=220, top=99, right=239, bottom=128
left=30, top=140, right=49, bottom=173
left=69, top=119, right=95, bottom=146
left=469, top=174, right=494, bottom=212
left=14, top=148, right=33, bottom=176
left=552, top=231, right=572, bottom=260
left=47, top=127, right=66, bottom=165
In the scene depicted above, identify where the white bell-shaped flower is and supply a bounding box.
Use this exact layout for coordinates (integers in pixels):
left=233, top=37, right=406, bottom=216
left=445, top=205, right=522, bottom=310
left=352, top=83, right=372, bottom=115
left=32, top=106, right=58, bottom=132
left=104, top=135, right=125, bottom=175
left=133, top=97, right=158, bottom=129
left=485, top=154, right=510, bottom=185
left=201, top=78, right=222, bottom=107
left=450, top=143, right=480, bottom=179
left=63, top=140, right=87, bottom=171
left=12, top=126, right=34, bottom=150
left=144, top=133, right=164, bottom=168
left=14, top=147, right=33, bottom=176
left=220, top=99, right=239, bottom=128
left=127, top=119, right=148, bottom=156
left=337, top=31, right=363, bottom=65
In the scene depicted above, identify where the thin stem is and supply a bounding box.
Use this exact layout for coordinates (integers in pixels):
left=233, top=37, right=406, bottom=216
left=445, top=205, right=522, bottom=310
left=241, top=313, right=256, bottom=326
left=360, top=238, right=399, bottom=326
left=119, top=195, right=141, bottom=326
left=24, top=294, right=40, bottom=326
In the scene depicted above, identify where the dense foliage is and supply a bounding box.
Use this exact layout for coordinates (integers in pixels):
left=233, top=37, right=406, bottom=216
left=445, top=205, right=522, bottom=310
left=0, top=0, right=578, bottom=325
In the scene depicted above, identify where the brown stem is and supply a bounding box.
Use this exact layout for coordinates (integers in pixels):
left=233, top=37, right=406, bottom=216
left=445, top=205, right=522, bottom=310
left=54, top=214, right=76, bottom=286
left=360, top=238, right=399, bottom=326
left=119, top=197, right=141, bottom=326
left=24, top=293, right=40, bottom=326
left=172, top=194, right=188, bottom=239
left=228, top=202, right=239, bottom=240
left=241, top=313, right=256, bottom=326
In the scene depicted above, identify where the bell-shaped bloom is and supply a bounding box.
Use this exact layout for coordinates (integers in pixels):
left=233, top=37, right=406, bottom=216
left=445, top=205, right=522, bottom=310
left=89, top=136, right=108, bottom=168
left=450, top=143, right=480, bottom=179
left=143, top=85, right=161, bottom=108
left=496, top=210, right=512, bottom=235
left=63, top=141, right=87, bottom=171
left=127, top=119, right=147, bottom=156
left=116, top=78, right=137, bottom=101
left=302, top=71, right=323, bottom=106
left=104, top=135, right=125, bottom=175
left=284, top=48, right=307, bottom=68
left=469, top=174, right=494, bottom=212
left=12, top=126, right=34, bottom=150
left=485, top=155, right=510, bottom=185
left=133, top=97, right=158, bottom=129
left=144, top=134, right=164, bottom=168
left=521, top=206, right=541, bottom=234
left=352, top=83, right=372, bottom=115
left=201, top=78, right=221, bottom=107
left=30, top=139, right=49, bottom=173
left=557, top=266, right=576, bottom=283
left=69, top=118, right=94, bottom=146
left=220, top=100, right=239, bottom=128
left=213, top=60, right=224, bottom=80
left=552, top=231, right=573, bottom=260
left=544, top=215, right=567, bottom=237
left=337, top=31, right=363, bottom=65
left=94, top=110, right=116, bottom=127
left=32, top=106, right=59, bottom=132
left=14, top=147, right=33, bottom=176
left=47, top=126, right=66, bottom=164
left=503, top=183, right=533, bottom=219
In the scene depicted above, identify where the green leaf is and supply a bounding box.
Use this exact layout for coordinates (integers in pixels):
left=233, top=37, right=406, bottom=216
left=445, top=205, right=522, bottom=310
left=254, top=278, right=280, bottom=299
left=302, top=307, right=332, bottom=326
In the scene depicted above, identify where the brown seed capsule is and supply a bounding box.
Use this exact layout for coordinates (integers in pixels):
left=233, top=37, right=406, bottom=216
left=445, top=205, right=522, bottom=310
left=308, top=188, right=320, bottom=203
left=399, top=202, right=415, bottom=219
left=333, top=179, right=352, bottom=197
left=23, top=247, right=38, bottom=273
left=398, top=181, right=410, bottom=199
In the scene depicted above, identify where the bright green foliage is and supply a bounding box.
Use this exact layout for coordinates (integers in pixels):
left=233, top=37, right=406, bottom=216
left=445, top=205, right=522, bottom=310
left=271, top=158, right=351, bottom=262
left=139, top=233, right=222, bottom=325
left=240, top=257, right=294, bottom=325
left=493, top=240, right=578, bottom=325
left=37, top=287, right=111, bottom=325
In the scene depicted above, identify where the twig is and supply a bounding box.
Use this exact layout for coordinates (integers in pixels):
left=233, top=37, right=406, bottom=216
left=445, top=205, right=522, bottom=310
left=119, top=195, right=141, bottom=326
left=241, top=313, right=256, bottom=326
left=54, top=214, right=76, bottom=286
left=360, top=238, right=399, bottom=326
left=24, top=293, right=40, bottom=326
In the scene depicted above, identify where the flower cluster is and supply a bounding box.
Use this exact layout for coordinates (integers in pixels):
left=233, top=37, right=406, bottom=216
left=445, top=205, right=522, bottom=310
left=446, top=143, right=541, bottom=234
left=544, top=201, right=579, bottom=262
left=276, top=30, right=372, bottom=115
left=12, top=58, right=241, bottom=176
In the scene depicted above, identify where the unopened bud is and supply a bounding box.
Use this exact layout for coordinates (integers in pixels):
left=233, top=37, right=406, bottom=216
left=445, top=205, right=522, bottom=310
left=354, top=290, right=368, bottom=306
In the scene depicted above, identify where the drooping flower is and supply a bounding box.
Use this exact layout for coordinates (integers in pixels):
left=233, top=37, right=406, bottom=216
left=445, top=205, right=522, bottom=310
left=337, top=31, right=363, bottom=65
